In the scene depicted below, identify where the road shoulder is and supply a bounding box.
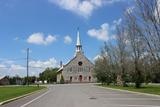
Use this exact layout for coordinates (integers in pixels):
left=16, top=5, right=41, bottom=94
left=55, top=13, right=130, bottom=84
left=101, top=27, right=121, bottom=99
left=0, top=87, right=47, bottom=105
left=94, top=85, right=160, bottom=98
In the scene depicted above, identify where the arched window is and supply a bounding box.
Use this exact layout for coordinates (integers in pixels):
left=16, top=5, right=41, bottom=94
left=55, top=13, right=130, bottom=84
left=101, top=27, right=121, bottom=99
left=70, top=67, right=72, bottom=72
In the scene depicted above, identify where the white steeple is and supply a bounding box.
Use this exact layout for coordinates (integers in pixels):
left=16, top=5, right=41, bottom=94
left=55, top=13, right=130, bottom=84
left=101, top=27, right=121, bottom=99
left=76, top=30, right=81, bottom=46
left=76, top=28, right=82, bottom=53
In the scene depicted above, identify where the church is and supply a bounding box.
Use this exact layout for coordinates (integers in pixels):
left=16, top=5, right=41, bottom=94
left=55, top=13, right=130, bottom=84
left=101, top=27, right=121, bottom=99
left=57, top=30, right=96, bottom=83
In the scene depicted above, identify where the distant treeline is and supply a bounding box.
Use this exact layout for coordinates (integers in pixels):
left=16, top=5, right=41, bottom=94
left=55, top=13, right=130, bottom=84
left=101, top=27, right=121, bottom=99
left=2, top=67, right=58, bottom=85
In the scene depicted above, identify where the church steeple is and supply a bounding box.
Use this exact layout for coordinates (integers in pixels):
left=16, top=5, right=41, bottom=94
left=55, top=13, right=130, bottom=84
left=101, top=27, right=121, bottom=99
left=76, top=28, right=82, bottom=53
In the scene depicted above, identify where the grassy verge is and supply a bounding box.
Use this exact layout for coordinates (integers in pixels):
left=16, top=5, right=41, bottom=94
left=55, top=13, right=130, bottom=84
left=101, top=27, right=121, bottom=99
left=98, top=84, right=160, bottom=95
left=0, top=86, right=45, bottom=102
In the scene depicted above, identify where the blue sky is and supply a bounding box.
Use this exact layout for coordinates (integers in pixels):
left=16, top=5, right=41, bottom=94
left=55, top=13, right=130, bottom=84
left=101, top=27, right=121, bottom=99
left=0, top=0, right=134, bottom=77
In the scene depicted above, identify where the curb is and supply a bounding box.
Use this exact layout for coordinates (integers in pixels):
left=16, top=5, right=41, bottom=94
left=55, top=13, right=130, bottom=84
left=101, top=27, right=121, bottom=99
left=94, top=85, right=160, bottom=98
left=0, top=87, right=47, bottom=105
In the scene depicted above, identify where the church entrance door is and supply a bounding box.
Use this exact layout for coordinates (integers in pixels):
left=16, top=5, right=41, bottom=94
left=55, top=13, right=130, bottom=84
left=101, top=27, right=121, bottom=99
left=89, top=76, right=91, bottom=82
left=79, top=75, right=82, bottom=82
left=70, top=76, right=72, bottom=83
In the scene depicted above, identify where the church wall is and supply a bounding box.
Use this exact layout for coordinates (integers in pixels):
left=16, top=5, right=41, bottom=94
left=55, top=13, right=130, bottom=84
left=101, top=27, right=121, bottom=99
left=57, top=73, right=62, bottom=83
left=62, top=53, right=95, bottom=83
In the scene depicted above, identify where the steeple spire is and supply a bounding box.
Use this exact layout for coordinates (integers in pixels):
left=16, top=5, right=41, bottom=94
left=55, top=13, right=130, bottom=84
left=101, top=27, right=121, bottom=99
left=76, top=28, right=81, bottom=46
left=76, top=28, right=82, bottom=53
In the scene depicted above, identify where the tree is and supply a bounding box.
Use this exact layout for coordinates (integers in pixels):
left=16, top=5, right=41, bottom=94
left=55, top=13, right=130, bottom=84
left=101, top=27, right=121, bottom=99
left=39, top=68, right=58, bottom=83
left=135, top=0, right=160, bottom=83
left=116, top=25, right=129, bottom=86
left=124, top=9, right=147, bottom=88
left=94, top=43, right=116, bottom=85
left=94, top=0, right=160, bottom=87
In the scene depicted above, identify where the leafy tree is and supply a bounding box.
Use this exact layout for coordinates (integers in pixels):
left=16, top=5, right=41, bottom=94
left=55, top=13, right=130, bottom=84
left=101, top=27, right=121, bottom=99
left=39, top=67, right=58, bottom=83
left=94, top=53, right=112, bottom=85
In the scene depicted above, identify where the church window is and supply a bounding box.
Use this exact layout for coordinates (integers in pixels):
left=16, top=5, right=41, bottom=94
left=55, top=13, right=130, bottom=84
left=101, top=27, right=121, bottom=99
left=78, top=67, right=83, bottom=72
left=78, top=67, right=80, bottom=72
left=78, top=61, right=83, bottom=66
left=70, top=67, right=72, bottom=72
left=67, top=68, right=70, bottom=72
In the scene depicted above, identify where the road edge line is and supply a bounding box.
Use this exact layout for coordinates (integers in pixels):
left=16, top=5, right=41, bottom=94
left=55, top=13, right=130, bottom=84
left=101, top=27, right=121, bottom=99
left=0, top=87, right=47, bottom=105
left=94, top=85, right=160, bottom=98
left=20, top=89, right=50, bottom=107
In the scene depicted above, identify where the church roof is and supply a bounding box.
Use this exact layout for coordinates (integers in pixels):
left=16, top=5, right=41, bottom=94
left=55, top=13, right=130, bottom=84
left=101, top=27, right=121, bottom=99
left=63, top=53, right=94, bottom=68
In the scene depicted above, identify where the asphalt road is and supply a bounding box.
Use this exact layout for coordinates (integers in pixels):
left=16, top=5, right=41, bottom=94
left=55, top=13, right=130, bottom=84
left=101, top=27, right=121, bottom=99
left=1, top=84, right=160, bottom=107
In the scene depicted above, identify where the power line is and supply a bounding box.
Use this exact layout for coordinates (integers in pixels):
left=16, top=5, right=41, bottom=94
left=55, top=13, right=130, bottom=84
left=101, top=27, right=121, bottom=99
left=0, top=58, right=26, bottom=61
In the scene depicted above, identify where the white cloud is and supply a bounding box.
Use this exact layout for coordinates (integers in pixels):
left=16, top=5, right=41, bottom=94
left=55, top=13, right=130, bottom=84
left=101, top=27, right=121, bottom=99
left=9, top=64, right=26, bottom=71
left=87, top=23, right=110, bottom=41
left=111, top=18, right=122, bottom=31
left=14, top=37, right=19, bottom=41
left=0, top=58, right=58, bottom=77
left=49, top=0, right=104, bottom=18
left=113, top=18, right=122, bottom=26
left=28, top=58, right=58, bottom=76
left=125, top=6, right=135, bottom=14
left=64, top=35, right=72, bottom=44
left=87, top=18, right=124, bottom=41
left=93, top=55, right=102, bottom=61
left=0, top=64, right=7, bottom=68
left=49, top=0, right=129, bottom=18
left=29, top=58, right=58, bottom=69
left=27, top=33, right=57, bottom=45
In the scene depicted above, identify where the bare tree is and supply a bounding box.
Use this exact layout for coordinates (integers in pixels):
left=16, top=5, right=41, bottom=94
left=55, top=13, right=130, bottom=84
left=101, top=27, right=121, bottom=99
left=125, top=11, right=145, bottom=88
left=116, top=24, right=129, bottom=86
left=133, top=0, right=160, bottom=83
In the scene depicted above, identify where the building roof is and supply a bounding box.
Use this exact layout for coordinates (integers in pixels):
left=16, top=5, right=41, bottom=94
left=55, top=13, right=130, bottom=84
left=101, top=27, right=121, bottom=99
left=0, top=76, right=5, bottom=80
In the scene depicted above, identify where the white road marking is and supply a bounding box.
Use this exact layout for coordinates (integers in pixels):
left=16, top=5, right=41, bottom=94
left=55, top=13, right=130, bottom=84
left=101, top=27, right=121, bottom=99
left=94, top=85, right=160, bottom=98
left=117, top=105, right=160, bottom=107
left=20, top=90, right=50, bottom=107
left=101, top=98, right=160, bottom=100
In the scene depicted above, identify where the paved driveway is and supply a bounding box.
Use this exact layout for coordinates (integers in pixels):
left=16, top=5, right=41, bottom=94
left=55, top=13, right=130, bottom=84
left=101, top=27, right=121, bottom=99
left=1, top=84, right=160, bottom=107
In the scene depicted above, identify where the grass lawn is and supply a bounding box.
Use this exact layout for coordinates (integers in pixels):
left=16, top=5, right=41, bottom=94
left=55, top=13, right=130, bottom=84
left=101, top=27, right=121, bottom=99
left=98, top=84, right=160, bottom=95
left=0, top=86, right=45, bottom=102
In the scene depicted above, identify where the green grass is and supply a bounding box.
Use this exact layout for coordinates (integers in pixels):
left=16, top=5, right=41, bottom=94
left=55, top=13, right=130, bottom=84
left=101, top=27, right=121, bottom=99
left=0, top=86, right=45, bottom=102
left=98, top=84, right=160, bottom=95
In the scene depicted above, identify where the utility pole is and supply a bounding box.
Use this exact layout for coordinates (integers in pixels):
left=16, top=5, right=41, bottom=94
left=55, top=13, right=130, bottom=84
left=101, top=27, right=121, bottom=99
left=27, top=48, right=29, bottom=86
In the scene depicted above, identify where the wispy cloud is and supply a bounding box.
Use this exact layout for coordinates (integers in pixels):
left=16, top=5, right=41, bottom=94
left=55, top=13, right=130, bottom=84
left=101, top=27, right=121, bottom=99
left=29, top=58, right=58, bottom=68
left=14, top=37, right=19, bottom=41
left=64, top=35, right=72, bottom=44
